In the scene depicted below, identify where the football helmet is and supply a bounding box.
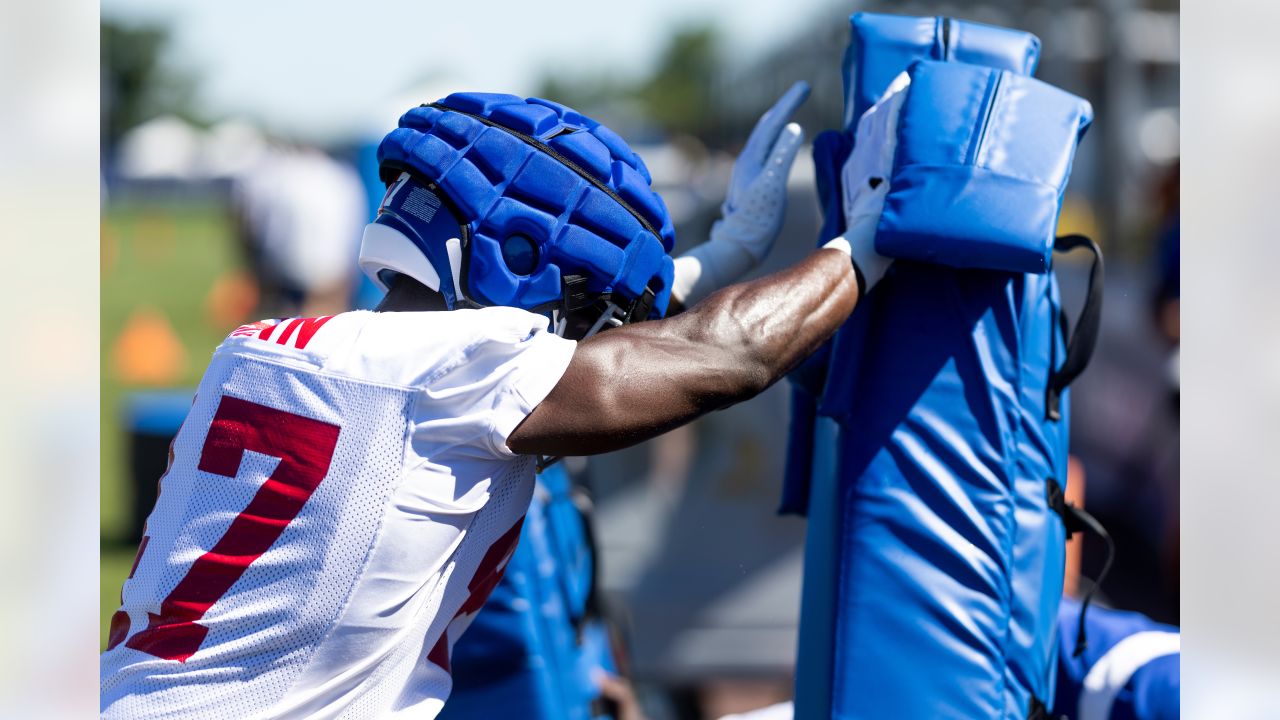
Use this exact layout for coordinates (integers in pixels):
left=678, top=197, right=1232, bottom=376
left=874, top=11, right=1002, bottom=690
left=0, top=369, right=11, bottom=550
left=360, top=92, right=676, bottom=337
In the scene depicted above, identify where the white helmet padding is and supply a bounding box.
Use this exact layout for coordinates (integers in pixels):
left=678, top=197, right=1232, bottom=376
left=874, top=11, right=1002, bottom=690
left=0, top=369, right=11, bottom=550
left=358, top=220, right=443, bottom=293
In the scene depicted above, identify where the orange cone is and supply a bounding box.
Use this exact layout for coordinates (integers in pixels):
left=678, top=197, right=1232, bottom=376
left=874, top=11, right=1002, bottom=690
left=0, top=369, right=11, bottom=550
left=112, top=306, right=188, bottom=386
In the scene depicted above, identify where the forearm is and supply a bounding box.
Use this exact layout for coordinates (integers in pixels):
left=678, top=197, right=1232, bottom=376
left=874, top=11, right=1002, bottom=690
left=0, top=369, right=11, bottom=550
left=507, top=248, right=858, bottom=457
left=592, top=249, right=858, bottom=425
left=675, top=247, right=859, bottom=399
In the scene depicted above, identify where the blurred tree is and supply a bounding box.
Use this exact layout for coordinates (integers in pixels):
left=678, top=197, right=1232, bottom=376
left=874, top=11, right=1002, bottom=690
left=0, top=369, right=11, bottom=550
left=635, top=24, right=723, bottom=140
left=536, top=75, right=626, bottom=119
left=101, top=21, right=198, bottom=146
left=535, top=23, right=725, bottom=143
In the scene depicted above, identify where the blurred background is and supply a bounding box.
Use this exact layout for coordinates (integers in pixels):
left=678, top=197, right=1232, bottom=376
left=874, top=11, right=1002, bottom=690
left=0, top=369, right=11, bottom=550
left=98, top=0, right=1179, bottom=717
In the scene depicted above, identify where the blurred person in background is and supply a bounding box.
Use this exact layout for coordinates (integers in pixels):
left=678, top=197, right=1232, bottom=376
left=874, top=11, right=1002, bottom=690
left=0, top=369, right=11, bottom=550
left=1054, top=459, right=1180, bottom=720
left=1052, top=522, right=1181, bottom=720
left=1065, top=159, right=1181, bottom=628
left=231, top=142, right=368, bottom=318
left=1149, top=159, right=1180, bottom=621
left=1151, top=161, right=1179, bottom=355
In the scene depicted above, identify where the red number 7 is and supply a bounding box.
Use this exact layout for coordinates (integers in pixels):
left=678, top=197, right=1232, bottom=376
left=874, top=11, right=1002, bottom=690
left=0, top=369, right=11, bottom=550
left=120, top=395, right=340, bottom=662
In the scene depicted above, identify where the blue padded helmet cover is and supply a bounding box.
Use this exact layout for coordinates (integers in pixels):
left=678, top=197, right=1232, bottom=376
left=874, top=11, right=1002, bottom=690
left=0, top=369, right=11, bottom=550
left=376, top=93, right=676, bottom=319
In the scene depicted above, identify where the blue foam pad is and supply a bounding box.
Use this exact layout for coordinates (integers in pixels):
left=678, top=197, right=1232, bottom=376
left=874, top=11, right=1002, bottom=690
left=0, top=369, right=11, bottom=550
left=819, top=267, right=1070, bottom=720
left=433, top=110, right=484, bottom=147
left=442, top=91, right=524, bottom=115
left=489, top=102, right=561, bottom=137
left=848, top=13, right=1040, bottom=125
left=876, top=60, right=1093, bottom=273
left=783, top=12, right=1045, bottom=523
left=467, top=233, right=525, bottom=305
left=611, top=161, right=673, bottom=248
left=464, top=130, right=527, bottom=183
left=571, top=186, right=645, bottom=243
left=507, top=151, right=584, bottom=214
left=549, top=131, right=614, bottom=184
left=811, top=129, right=853, bottom=245
left=588, top=123, right=650, bottom=183
left=528, top=96, right=595, bottom=130
left=613, top=231, right=668, bottom=298
left=550, top=225, right=627, bottom=294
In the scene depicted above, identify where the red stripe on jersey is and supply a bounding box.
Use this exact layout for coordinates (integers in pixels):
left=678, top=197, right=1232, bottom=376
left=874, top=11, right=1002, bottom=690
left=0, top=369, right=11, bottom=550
left=127, top=536, right=150, bottom=579
left=274, top=318, right=302, bottom=346
left=257, top=322, right=279, bottom=341
left=230, top=320, right=273, bottom=338
left=459, top=518, right=524, bottom=616
left=238, top=316, right=332, bottom=348
left=427, top=634, right=451, bottom=675
left=292, top=315, right=334, bottom=350
left=426, top=518, right=526, bottom=676
left=106, top=611, right=131, bottom=651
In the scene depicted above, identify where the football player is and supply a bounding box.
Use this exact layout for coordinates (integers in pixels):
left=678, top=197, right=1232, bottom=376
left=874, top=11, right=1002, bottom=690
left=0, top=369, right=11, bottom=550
left=101, top=82, right=898, bottom=718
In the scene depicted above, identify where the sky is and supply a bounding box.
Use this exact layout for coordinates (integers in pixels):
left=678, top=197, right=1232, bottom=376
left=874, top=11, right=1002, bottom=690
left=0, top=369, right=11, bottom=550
left=102, top=0, right=841, bottom=142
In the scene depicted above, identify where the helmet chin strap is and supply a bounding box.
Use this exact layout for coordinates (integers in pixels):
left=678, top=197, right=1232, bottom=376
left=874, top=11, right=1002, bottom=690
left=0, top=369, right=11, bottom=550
left=537, top=281, right=644, bottom=471
left=583, top=301, right=627, bottom=338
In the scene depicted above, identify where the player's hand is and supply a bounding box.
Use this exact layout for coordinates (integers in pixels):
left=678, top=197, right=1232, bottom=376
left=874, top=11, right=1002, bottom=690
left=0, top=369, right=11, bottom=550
left=670, top=82, right=809, bottom=308
left=712, top=80, right=809, bottom=261
left=595, top=670, right=648, bottom=720
left=835, top=72, right=909, bottom=293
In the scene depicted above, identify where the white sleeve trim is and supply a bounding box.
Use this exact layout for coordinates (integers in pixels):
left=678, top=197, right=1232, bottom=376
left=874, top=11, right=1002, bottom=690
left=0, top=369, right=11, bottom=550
left=671, top=241, right=758, bottom=308
left=717, top=700, right=794, bottom=720
left=487, top=332, right=577, bottom=457
left=1078, top=630, right=1181, bottom=720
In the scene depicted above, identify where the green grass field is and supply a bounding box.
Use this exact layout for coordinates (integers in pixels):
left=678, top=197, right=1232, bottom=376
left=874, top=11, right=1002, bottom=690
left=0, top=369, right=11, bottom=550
left=101, top=200, right=243, bottom=647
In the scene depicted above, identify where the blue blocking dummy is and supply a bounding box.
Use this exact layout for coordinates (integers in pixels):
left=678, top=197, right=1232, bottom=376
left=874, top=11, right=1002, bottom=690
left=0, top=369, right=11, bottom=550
left=789, top=12, right=1101, bottom=720
left=782, top=10, right=1050, bottom=515
left=441, top=463, right=617, bottom=720
left=841, top=14, right=1040, bottom=130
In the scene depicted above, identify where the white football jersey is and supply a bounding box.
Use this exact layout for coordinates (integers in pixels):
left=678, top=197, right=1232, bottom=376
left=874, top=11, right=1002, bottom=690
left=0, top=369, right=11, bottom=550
left=101, top=307, right=576, bottom=719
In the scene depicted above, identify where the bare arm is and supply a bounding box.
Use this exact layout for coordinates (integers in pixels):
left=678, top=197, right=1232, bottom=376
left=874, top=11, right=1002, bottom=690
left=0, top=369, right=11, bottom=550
left=507, top=248, right=859, bottom=457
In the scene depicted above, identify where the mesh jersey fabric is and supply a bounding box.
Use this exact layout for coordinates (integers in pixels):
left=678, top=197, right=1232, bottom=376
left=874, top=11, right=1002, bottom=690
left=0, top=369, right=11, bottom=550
left=101, top=307, right=575, bottom=719
left=441, top=463, right=611, bottom=720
